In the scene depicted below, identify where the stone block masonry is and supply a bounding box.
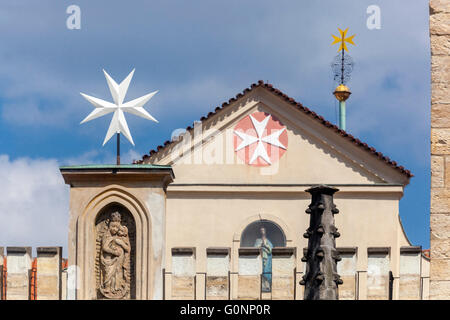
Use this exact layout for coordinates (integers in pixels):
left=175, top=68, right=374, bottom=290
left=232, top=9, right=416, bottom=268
left=36, top=247, right=62, bottom=300
left=271, top=248, right=295, bottom=300
left=206, top=248, right=230, bottom=300
left=430, top=0, right=450, bottom=300
left=6, top=247, right=32, bottom=300
left=237, top=248, right=261, bottom=300
left=1, top=247, right=65, bottom=300
left=171, top=248, right=196, bottom=300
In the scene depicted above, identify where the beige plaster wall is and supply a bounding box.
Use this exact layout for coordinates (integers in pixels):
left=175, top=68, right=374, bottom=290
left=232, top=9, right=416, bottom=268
left=163, top=189, right=425, bottom=299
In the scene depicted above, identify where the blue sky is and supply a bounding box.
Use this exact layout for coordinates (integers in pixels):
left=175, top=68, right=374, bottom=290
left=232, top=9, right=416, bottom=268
left=0, top=1, right=431, bottom=251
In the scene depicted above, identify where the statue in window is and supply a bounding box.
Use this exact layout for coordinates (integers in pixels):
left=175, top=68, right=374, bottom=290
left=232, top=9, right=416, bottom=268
left=254, top=226, right=273, bottom=292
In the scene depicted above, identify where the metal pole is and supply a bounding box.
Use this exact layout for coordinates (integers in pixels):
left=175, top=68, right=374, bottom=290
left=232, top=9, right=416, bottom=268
left=389, top=271, right=394, bottom=300
left=116, top=133, right=120, bottom=165
left=228, top=270, right=231, bottom=300
left=339, top=32, right=346, bottom=131
left=162, top=268, right=165, bottom=300
left=339, top=100, right=346, bottom=131
left=341, top=41, right=345, bottom=84
left=194, top=274, right=197, bottom=300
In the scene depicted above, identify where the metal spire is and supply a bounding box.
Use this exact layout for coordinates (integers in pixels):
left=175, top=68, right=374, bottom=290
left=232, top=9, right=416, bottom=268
left=331, top=28, right=356, bottom=131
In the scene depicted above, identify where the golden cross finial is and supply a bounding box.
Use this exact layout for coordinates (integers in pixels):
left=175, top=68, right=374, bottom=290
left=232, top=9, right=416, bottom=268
left=331, top=28, right=356, bottom=52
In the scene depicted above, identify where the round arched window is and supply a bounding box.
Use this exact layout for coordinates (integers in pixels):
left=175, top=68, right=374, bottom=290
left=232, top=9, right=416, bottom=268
left=240, top=220, right=286, bottom=247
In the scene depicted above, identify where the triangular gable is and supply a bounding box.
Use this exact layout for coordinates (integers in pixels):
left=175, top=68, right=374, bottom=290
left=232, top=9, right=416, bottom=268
left=136, top=81, right=412, bottom=185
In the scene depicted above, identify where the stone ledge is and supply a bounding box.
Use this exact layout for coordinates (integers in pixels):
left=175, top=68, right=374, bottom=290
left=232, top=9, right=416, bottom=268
left=171, top=247, right=195, bottom=256
left=60, top=164, right=175, bottom=186
left=238, top=247, right=261, bottom=256
left=37, top=247, right=61, bottom=255
left=7, top=247, right=31, bottom=255
left=400, top=246, right=422, bottom=253
left=272, top=247, right=296, bottom=256
left=337, top=247, right=358, bottom=254
left=206, top=247, right=230, bottom=255
left=367, top=247, right=390, bottom=254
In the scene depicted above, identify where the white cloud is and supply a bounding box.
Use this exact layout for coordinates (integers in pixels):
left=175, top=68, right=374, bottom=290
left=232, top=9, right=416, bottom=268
left=0, top=155, right=69, bottom=254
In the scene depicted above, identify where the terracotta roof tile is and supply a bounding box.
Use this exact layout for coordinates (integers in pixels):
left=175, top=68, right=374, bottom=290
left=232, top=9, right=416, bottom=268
left=134, top=81, right=413, bottom=178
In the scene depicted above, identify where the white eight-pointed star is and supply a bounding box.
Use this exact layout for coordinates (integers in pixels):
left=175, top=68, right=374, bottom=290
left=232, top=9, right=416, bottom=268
left=80, top=69, right=158, bottom=146
left=234, top=114, right=287, bottom=165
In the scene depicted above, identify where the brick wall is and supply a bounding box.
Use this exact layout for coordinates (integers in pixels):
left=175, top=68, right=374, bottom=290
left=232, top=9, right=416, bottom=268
left=430, top=0, right=450, bottom=300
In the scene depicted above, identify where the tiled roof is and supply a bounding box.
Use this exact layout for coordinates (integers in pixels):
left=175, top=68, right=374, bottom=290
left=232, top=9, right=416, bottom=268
left=135, top=80, right=413, bottom=178
left=60, top=164, right=172, bottom=170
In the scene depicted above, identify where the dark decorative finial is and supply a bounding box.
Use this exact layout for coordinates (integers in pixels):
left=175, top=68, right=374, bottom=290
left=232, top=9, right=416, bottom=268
left=301, top=185, right=342, bottom=300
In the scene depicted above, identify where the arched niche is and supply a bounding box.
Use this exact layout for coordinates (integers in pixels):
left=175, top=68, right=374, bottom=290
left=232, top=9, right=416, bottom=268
left=239, top=219, right=286, bottom=293
left=233, top=213, right=293, bottom=244
left=94, top=203, right=136, bottom=299
left=240, top=220, right=286, bottom=247
left=76, top=186, right=151, bottom=300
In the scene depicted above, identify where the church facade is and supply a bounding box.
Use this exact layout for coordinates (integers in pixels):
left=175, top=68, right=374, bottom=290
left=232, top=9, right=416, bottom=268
left=57, top=81, right=428, bottom=300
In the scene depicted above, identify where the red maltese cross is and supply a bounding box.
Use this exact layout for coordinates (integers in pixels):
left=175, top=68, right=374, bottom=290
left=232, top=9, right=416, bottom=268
left=233, top=111, right=288, bottom=167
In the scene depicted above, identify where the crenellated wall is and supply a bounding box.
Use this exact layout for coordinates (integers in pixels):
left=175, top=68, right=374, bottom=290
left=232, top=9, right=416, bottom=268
left=0, top=245, right=428, bottom=300
left=165, top=246, right=428, bottom=300
left=0, top=247, right=66, bottom=300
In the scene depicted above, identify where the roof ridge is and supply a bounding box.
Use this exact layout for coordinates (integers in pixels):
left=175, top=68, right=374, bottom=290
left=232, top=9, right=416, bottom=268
left=134, top=80, right=413, bottom=178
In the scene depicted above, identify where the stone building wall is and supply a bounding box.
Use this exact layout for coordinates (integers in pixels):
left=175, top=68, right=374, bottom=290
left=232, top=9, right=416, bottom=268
left=430, top=0, right=450, bottom=300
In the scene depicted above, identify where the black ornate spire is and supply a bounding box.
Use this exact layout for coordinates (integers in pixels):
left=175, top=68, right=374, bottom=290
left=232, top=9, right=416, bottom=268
left=300, top=185, right=343, bottom=300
